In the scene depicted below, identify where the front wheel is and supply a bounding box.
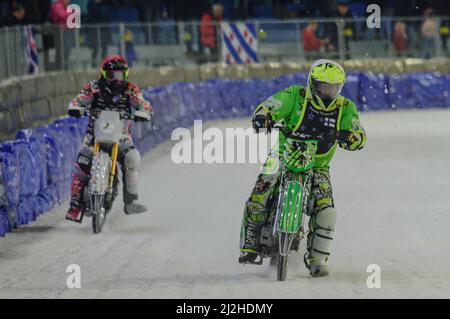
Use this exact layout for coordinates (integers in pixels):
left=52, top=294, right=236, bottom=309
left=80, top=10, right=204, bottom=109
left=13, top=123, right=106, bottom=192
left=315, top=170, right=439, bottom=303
left=92, top=207, right=106, bottom=234
left=276, top=232, right=292, bottom=281
left=277, top=254, right=288, bottom=281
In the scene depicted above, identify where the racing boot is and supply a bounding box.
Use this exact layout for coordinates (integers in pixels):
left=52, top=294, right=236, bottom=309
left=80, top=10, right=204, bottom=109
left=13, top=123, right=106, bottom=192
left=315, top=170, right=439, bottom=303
left=123, top=191, right=147, bottom=215
left=124, top=200, right=147, bottom=215
left=239, top=209, right=266, bottom=264
left=65, top=166, right=89, bottom=223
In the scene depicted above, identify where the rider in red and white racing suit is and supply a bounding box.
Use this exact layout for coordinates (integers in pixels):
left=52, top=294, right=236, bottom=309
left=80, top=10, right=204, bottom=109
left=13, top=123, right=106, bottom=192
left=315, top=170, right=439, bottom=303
left=66, top=55, right=153, bottom=222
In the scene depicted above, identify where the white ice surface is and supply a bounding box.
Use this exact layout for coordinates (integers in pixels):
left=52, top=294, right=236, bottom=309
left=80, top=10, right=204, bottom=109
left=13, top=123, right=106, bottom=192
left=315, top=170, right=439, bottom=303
left=1, top=109, right=450, bottom=299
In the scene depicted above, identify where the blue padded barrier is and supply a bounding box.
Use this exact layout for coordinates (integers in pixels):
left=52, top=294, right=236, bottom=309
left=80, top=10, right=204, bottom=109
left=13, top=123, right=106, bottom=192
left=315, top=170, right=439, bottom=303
left=341, top=72, right=360, bottom=108
left=359, top=72, right=391, bottom=111
left=388, top=72, right=449, bottom=109
left=0, top=207, right=9, bottom=236
left=1, top=70, right=449, bottom=237
left=1, top=144, right=20, bottom=208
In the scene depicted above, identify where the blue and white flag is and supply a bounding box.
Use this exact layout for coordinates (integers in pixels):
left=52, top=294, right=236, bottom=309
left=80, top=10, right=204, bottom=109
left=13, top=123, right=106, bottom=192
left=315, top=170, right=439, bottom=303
left=24, top=25, right=39, bottom=75
left=221, top=23, right=258, bottom=64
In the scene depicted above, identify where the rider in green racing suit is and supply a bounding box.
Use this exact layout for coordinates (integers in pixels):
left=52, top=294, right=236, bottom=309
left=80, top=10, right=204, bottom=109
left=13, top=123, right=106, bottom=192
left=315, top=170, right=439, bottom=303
left=239, top=59, right=367, bottom=277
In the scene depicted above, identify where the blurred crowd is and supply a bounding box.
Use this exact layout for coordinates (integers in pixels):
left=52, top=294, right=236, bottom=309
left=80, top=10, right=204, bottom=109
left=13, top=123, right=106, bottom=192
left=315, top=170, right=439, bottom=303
left=300, top=0, right=450, bottom=59
left=1, top=0, right=449, bottom=26
left=0, top=0, right=449, bottom=62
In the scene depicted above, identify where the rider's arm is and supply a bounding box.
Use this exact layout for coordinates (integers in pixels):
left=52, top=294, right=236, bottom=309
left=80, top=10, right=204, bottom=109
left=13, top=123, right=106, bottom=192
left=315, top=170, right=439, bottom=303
left=252, top=86, right=297, bottom=131
left=254, top=86, right=296, bottom=121
left=126, top=83, right=153, bottom=121
left=68, top=82, right=96, bottom=117
left=338, top=99, right=367, bottom=151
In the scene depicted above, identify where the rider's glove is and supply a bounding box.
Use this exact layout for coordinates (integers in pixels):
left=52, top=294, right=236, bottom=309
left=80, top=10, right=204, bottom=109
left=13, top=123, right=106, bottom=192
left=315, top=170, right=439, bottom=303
left=134, top=110, right=151, bottom=122
left=337, top=130, right=363, bottom=151
left=68, top=103, right=83, bottom=118
left=252, top=113, right=274, bottom=133
left=68, top=109, right=82, bottom=118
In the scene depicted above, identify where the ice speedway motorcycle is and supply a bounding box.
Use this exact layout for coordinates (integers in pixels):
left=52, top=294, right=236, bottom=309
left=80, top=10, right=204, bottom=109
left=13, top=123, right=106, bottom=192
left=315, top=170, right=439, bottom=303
left=251, top=115, right=341, bottom=281
left=81, top=109, right=137, bottom=234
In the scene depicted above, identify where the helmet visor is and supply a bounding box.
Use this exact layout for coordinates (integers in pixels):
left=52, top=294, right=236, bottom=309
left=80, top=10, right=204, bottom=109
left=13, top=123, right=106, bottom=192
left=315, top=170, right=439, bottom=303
left=315, top=81, right=342, bottom=99
left=105, top=70, right=125, bottom=81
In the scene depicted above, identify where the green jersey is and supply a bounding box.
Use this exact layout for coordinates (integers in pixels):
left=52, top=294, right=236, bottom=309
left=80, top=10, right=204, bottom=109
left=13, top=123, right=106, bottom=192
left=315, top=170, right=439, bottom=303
left=255, top=85, right=367, bottom=168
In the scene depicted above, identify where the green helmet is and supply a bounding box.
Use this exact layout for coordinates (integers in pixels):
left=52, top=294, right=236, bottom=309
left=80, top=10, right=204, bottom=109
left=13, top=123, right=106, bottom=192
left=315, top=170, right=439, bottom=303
left=307, top=59, right=346, bottom=111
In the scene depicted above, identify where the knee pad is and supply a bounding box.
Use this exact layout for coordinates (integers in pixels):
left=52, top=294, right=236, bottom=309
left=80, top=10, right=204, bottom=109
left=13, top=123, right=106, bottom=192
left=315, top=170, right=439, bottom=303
left=123, top=148, right=140, bottom=170
left=314, top=207, right=337, bottom=232
left=122, top=148, right=141, bottom=196
left=309, top=207, right=337, bottom=260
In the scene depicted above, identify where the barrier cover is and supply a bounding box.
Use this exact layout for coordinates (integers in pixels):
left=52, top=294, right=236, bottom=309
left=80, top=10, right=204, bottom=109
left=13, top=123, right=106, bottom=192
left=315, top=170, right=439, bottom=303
left=0, top=71, right=449, bottom=236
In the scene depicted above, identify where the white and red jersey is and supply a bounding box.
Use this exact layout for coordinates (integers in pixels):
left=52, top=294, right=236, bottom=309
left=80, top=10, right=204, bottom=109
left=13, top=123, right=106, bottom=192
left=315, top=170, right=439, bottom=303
left=68, top=79, right=153, bottom=146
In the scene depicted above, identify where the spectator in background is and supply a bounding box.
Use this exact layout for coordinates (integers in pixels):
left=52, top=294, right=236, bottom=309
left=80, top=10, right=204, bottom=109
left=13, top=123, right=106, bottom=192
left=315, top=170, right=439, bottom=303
left=233, top=0, right=255, bottom=20
left=392, top=21, right=408, bottom=57
left=175, top=0, right=208, bottom=55
left=30, top=0, right=52, bottom=24
left=302, top=21, right=328, bottom=60
left=87, top=0, right=112, bottom=67
left=213, top=3, right=224, bottom=22
left=421, top=7, right=436, bottom=59
left=49, top=0, right=74, bottom=69
left=49, top=0, right=71, bottom=27
left=1, top=3, right=28, bottom=27
left=326, top=0, right=354, bottom=59
left=297, top=0, right=325, bottom=18
left=272, top=0, right=288, bottom=19
left=439, top=2, right=450, bottom=54
left=200, top=3, right=223, bottom=61
left=124, top=29, right=137, bottom=66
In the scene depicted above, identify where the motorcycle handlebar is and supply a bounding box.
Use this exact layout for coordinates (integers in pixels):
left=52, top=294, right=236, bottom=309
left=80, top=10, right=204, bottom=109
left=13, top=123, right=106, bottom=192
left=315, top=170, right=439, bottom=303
left=255, top=117, right=349, bottom=144
left=84, top=109, right=135, bottom=121
left=270, top=123, right=337, bottom=142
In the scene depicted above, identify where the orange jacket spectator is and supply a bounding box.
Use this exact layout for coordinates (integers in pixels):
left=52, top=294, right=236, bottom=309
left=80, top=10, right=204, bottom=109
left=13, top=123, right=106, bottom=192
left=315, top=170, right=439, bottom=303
left=302, top=23, right=325, bottom=52
left=200, top=4, right=224, bottom=49
left=200, top=12, right=216, bottom=48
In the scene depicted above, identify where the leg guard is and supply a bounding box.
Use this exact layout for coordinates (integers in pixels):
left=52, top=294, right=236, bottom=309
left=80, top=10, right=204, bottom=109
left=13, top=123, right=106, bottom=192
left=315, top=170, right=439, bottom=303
left=240, top=153, right=280, bottom=256
left=306, top=207, right=337, bottom=277
left=66, top=147, right=92, bottom=222
left=240, top=203, right=268, bottom=253
left=119, top=146, right=141, bottom=204
left=119, top=145, right=147, bottom=215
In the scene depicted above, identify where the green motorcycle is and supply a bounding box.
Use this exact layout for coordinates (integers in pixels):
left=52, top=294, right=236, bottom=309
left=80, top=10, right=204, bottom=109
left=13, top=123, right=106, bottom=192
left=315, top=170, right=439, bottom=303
left=254, top=119, right=330, bottom=281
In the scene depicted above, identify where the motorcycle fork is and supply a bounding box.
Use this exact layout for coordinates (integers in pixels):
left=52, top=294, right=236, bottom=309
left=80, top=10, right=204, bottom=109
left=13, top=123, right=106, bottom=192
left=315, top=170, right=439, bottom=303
left=91, top=142, right=118, bottom=208
left=109, top=143, right=119, bottom=189
left=93, top=142, right=119, bottom=188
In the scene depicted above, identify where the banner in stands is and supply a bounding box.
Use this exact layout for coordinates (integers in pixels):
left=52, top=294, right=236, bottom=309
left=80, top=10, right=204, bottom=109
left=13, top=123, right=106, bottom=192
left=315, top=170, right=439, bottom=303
left=25, top=26, right=39, bottom=75
left=221, top=23, right=258, bottom=64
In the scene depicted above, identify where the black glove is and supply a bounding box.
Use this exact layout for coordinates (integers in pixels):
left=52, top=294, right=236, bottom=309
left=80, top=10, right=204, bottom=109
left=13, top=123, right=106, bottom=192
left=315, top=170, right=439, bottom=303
left=68, top=109, right=82, bottom=118
left=336, top=130, right=361, bottom=149
left=134, top=115, right=148, bottom=122
left=133, top=110, right=151, bottom=122
left=252, top=114, right=274, bottom=133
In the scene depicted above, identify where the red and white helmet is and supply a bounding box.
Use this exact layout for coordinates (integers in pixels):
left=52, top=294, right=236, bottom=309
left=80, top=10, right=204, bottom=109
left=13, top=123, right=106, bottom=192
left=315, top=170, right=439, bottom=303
left=100, top=55, right=129, bottom=83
